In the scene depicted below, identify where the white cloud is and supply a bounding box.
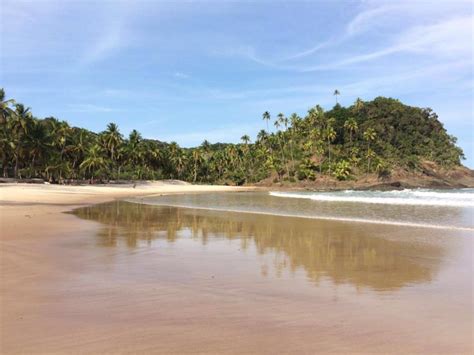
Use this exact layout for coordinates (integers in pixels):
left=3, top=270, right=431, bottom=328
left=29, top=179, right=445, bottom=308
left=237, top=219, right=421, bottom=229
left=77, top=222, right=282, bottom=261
left=397, top=16, right=473, bottom=57
left=174, top=72, right=190, bottom=79
left=284, top=15, right=473, bottom=72
left=80, top=26, right=125, bottom=66
left=346, top=5, right=396, bottom=36
left=78, top=2, right=139, bottom=66
left=270, top=1, right=472, bottom=65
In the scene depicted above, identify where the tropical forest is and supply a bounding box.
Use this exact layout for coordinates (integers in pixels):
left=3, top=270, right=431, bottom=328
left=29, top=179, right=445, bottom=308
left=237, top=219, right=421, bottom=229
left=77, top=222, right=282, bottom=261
left=0, top=88, right=465, bottom=185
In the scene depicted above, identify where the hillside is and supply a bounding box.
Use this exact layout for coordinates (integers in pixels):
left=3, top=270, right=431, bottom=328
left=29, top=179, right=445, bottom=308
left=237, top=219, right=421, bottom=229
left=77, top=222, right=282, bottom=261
left=1, top=88, right=472, bottom=188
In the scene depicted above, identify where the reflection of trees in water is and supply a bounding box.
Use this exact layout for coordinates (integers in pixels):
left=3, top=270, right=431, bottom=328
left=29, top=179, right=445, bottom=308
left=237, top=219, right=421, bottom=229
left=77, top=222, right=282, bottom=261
left=73, top=201, right=443, bottom=291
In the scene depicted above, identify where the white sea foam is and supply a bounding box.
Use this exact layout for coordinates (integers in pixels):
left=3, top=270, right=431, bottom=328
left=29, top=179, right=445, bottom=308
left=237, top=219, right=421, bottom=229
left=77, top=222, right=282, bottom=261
left=269, top=189, right=474, bottom=207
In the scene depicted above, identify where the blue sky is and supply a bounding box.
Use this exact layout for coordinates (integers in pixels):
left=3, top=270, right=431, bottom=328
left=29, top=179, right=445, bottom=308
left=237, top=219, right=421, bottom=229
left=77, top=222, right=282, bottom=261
left=1, top=0, right=473, bottom=166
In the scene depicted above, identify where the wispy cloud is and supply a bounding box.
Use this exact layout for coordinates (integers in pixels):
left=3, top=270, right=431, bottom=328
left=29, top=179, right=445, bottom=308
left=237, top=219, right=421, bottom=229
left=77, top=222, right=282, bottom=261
left=262, top=15, right=473, bottom=72
left=78, top=3, right=134, bottom=67
left=231, top=2, right=472, bottom=71
left=80, top=27, right=124, bottom=66
left=279, top=39, right=333, bottom=61
left=174, top=72, right=190, bottom=79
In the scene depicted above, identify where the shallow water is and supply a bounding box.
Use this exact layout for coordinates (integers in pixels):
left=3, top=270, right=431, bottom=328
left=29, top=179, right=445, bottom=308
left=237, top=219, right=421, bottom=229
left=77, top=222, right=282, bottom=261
left=69, top=198, right=473, bottom=352
left=133, top=190, right=474, bottom=230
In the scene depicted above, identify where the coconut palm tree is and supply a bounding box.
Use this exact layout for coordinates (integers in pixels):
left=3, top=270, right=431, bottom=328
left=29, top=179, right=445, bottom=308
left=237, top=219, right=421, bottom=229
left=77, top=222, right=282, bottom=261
left=354, top=98, right=364, bottom=113
left=363, top=128, right=377, bottom=172
left=262, top=111, right=271, bottom=132
left=27, top=120, right=50, bottom=177
left=67, top=129, right=91, bottom=177
left=241, top=134, right=250, bottom=145
left=0, top=91, right=15, bottom=176
left=47, top=119, right=71, bottom=161
left=80, top=144, right=107, bottom=183
left=273, top=118, right=288, bottom=177
left=103, top=122, right=123, bottom=178
left=0, top=89, right=15, bottom=125
left=325, top=118, right=337, bottom=172
left=256, top=129, right=268, bottom=144
left=171, top=148, right=187, bottom=179
left=192, top=149, right=202, bottom=182
left=344, top=117, right=358, bottom=144
left=11, top=104, right=33, bottom=177
left=333, top=89, right=340, bottom=105
left=126, top=129, right=144, bottom=167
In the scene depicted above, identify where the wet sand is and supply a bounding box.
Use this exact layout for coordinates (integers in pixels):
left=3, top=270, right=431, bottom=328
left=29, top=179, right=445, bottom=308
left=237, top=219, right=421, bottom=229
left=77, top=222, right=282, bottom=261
left=1, top=185, right=473, bottom=353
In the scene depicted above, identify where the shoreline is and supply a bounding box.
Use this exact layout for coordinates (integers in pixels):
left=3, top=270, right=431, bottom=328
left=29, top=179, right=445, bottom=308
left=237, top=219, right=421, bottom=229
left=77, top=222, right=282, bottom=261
left=0, top=182, right=256, bottom=244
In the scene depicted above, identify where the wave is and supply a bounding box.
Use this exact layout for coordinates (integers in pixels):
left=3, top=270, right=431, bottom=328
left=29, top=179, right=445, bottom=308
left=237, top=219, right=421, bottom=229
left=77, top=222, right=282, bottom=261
left=130, top=200, right=474, bottom=232
left=269, top=190, right=474, bottom=207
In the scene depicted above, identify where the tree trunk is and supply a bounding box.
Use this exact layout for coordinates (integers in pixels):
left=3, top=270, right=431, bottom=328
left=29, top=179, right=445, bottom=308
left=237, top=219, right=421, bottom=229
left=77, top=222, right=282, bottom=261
left=327, top=138, right=331, bottom=173
left=14, top=153, right=19, bottom=178
left=367, top=143, right=370, bottom=173
left=31, top=155, right=36, bottom=178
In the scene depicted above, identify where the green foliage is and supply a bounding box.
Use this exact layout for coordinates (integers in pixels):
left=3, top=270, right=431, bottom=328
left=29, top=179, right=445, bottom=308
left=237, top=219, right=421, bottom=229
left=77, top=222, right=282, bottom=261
left=297, top=158, right=317, bottom=181
left=0, top=89, right=465, bottom=184
left=333, top=160, right=351, bottom=180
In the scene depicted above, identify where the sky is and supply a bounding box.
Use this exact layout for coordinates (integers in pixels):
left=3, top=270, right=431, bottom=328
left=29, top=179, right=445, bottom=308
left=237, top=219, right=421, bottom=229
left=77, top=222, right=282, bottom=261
left=1, top=0, right=473, bottom=166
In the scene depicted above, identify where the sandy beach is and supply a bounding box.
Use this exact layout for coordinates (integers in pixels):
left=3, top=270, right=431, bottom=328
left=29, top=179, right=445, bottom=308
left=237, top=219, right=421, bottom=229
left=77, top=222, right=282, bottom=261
left=1, top=183, right=472, bottom=354
left=0, top=183, right=251, bottom=353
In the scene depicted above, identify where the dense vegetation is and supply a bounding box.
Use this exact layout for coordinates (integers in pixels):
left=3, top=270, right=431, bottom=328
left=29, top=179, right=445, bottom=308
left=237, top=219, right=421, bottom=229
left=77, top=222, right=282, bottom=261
left=0, top=88, right=464, bottom=184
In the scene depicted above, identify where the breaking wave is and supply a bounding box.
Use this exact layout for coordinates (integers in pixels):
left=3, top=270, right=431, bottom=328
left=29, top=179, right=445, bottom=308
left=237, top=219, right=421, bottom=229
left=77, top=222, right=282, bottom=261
left=269, top=189, right=474, bottom=208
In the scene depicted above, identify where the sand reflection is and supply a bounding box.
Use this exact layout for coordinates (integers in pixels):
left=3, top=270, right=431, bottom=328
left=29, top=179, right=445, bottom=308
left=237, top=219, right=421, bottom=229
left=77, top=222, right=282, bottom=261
left=73, top=201, right=444, bottom=291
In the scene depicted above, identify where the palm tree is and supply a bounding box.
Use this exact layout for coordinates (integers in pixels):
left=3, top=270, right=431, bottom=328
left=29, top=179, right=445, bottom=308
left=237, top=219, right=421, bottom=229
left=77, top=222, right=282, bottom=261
left=363, top=128, right=377, bottom=172
left=288, top=113, right=299, bottom=173
left=333, top=89, right=340, bottom=105
left=48, top=119, right=71, bottom=161
left=67, top=129, right=90, bottom=177
left=273, top=118, right=288, bottom=177
left=241, top=134, right=250, bottom=145
left=325, top=118, right=337, bottom=172
left=0, top=90, right=15, bottom=177
left=192, top=149, right=202, bottom=182
left=0, top=89, right=15, bottom=125
left=126, top=129, right=144, bottom=167
left=240, top=134, right=251, bottom=178
left=0, top=126, right=12, bottom=177
left=103, top=122, right=123, bottom=178
left=354, top=98, right=364, bottom=113
left=170, top=146, right=187, bottom=179
left=128, top=129, right=142, bottom=147
left=200, top=140, right=211, bottom=151
left=11, top=104, right=33, bottom=177
left=27, top=120, right=50, bottom=177
left=344, top=117, right=358, bottom=144
left=256, top=129, right=268, bottom=144
left=262, top=111, right=271, bottom=132
left=80, top=144, right=107, bottom=183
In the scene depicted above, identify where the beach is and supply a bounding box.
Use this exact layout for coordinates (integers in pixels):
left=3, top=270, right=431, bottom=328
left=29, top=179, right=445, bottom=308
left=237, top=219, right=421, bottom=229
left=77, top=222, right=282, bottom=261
left=1, top=184, right=472, bottom=353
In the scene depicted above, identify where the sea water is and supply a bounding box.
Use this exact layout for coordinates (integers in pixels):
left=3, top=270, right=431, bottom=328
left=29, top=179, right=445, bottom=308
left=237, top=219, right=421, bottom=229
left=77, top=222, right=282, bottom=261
left=132, top=189, right=474, bottom=231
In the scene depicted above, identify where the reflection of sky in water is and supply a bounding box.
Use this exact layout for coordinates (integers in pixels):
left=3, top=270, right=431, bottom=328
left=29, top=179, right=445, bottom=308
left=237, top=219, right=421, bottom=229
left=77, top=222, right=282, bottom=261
left=72, top=201, right=457, bottom=292
left=133, top=192, right=474, bottom=229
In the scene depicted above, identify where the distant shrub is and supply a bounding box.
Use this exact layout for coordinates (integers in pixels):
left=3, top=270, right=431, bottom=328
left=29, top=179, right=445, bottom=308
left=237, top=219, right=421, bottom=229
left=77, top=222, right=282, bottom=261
left=333, top=160, right=351, bottom=180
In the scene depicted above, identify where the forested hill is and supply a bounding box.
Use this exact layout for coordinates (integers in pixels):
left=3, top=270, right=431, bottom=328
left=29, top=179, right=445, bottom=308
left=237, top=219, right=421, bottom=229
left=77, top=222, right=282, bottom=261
left=0, top=88, right=469, bottom=186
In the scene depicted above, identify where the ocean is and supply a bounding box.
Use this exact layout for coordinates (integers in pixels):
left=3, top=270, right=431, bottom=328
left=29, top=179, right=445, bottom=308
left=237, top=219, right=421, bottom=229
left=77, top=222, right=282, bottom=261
left=131, top=188, right=474, bottom=231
